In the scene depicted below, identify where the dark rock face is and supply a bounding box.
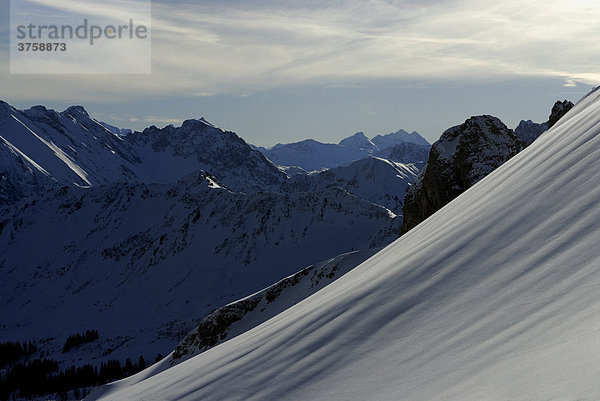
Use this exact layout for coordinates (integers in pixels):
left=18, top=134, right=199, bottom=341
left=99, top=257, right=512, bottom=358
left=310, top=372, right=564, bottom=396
left=401, top=115, right=524, bottom=234
left=548, top=100, right=574, bottom=129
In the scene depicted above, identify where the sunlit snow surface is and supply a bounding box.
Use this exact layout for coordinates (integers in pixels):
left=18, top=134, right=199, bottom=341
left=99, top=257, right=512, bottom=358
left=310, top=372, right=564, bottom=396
left=91, top=87, right=600, bottom=400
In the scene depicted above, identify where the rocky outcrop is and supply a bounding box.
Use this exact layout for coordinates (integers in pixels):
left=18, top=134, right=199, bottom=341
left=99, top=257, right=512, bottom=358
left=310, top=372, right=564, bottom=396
left=548, top=100, right=574, bottom=129
left=401, top=115, right=524, bottom=234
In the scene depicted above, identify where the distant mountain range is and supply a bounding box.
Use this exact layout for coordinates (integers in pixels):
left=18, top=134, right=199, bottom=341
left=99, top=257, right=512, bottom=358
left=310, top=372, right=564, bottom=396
left=256, top=129, right=430, bottom=171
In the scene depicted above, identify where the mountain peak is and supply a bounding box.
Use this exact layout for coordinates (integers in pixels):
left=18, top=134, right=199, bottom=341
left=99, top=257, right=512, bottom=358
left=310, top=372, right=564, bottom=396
left=402, top=114, right=523, bottom=233
left=514, top=119, right=548, bottom=146
left=198, top=117, right=215, bottom=127
left=372, top=129, right=429, bottom=149
left=0, top=100, right=15, bottom=117
left=338, top=132, right=378, bottom=151
left=548, top=100, right=574, bottom=129
left=62, top=105, right=90, bottom=118
left=180, top=117, right=219, bottom=131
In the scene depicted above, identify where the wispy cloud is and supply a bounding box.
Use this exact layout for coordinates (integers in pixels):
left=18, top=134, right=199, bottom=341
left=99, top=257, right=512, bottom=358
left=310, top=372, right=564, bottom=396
left=2, top=0, right=600, bottom=101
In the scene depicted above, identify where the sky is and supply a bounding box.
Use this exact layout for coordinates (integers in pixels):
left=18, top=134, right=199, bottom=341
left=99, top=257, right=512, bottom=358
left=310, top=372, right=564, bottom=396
left=0, top=0, right=598, bottom=146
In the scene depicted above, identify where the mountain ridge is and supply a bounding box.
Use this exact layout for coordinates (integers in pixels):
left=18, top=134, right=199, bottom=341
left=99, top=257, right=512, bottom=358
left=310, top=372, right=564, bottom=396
left=262, top=130, right=430, bottom=171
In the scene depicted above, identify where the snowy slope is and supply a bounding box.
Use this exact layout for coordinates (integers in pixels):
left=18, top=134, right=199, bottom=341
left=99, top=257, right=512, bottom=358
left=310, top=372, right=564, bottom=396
left=0, top=103, right=141, bottom=188
left=91, top=88, right=600, bottom=401
left=168, top=249, right=380, bottom=366
left=99, top=121, right=132, bottom=137
left=375, top=142, right=430, bottom=164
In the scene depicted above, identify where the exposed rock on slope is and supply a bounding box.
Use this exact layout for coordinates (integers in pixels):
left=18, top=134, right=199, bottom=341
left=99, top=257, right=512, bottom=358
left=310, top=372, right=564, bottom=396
left=514, top=99, right=575, bottom=146
left=127, top=119, right=287, bottom=193
left=548, top=100, right=574, bottom=129
left=401, top=115, right=524, bottom=234
left=170, top=249, right=379, bottom=366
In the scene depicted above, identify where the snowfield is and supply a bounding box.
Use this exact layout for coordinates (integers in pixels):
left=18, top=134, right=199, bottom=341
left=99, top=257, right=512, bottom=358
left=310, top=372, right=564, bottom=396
left=89, top=86, right=600, bottom=401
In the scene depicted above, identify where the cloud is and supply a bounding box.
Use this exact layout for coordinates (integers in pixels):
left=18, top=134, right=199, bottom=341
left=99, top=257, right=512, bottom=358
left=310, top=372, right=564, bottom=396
left=1, top=0, right=599, bottom=101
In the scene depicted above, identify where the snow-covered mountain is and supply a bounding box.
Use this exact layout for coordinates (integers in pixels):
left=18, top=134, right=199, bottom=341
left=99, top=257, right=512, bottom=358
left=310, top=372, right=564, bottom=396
left=281, top=156, right=419, bottom=214
left=376, top=142, right=430, bottom=165
left=514, top=119, right=547, bottom=146
left=0, top=168, right=399, bottom=375
left=261, top=130, right=430, bottom=171
left=263, top=139, right=367, bottom=171
left=402, top=115, right=524, bottom=233
left=127, top=119, right=287, bottom=193
left=89, top=86, right=600, bottom=401
left=99, top=121, right=132, bottom=137
left=337, top=132, right=378, bottom=151
left=0, top=102, right=286, bottom=205
left=371, top=128, right=430, bottom=148
left=0, top=102, right=139, bottom=204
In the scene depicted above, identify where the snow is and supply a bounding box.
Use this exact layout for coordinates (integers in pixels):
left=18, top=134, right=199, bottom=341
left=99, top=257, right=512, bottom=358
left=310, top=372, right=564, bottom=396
left=0, top=101, right=412, bottom=377
left=434, top=125, right=461, bottom=160
left=91, top=86, right=600, bottom=401
left=338, top=132, right=378, bottom=151
left=0, top=104, right=289, bottom=203
left=0, top=134, right=52, bottom=177
left=11, top=114, right=92, bottom=185
left=167, top=249, right=381, bottom=367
